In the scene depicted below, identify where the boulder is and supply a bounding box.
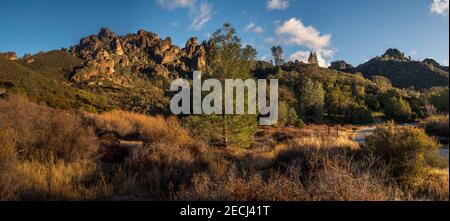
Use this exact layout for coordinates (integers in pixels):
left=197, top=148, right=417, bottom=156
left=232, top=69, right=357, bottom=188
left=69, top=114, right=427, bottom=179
left=330, top=60, right=353, bottom=71
left=0, top=52, right=18, bottom=60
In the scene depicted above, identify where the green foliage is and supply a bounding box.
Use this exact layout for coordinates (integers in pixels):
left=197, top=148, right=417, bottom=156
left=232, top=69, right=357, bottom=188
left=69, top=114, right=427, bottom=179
left=271, top=46, right=284, bottom=67
left=424, top=87, right=449, bottom=113
left=0, top=58, right=111, bottom=112
left=365, top=95, right=380, bottom=111
left=278, top=101, right=299, bottom=127
left=296, top=118, right=306, bottom=128
left=384, top=96, right=414, bottom=122
left=344, top=104, right=373, bottom=124
left=372, top=75, right=392, bottom=93
left=120, top=79, right=170, bottom=115
left=364, top=123, right=441, bottom=188
left=20, top=50, right=83, bottom=81
left=186, top=23, right=258, bottom=148
left=325, top=84, right=354, bottom=116
left=353, top=56, right=449, bottom=89
left=420, top=115, right=449, bottom=138
left=299, top=77, right=325, bottom=122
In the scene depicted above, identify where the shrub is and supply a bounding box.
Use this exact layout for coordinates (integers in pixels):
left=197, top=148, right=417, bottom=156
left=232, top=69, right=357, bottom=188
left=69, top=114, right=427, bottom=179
left=420, top=115, right=449, bottom=138
left=425, top=87, right=449, bottom=113
left=0, top=97, right=107, bottom=200
left=344, top=104, right=373, bottom=124
left=0, top=95, right=98, bottom=162
left=384, top=97, right=413, bottom=122
left=363, top=123, right=441, bottom=188
left=278, top=101, right=299, bottom=127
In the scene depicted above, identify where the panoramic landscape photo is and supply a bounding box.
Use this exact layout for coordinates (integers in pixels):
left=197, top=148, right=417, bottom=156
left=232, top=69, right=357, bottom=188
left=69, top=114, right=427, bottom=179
left=0, top=0, right=449, bottom=201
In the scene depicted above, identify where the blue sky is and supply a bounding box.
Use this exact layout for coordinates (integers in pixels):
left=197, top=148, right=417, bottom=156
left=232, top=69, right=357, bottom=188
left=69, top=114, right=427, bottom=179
left=0, top=0, right=448, bottom=66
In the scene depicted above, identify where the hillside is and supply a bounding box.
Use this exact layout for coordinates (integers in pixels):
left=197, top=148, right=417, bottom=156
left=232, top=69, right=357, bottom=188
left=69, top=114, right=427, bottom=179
left=18, top=50, right=84, bottom=81
left=0, top=25, right=449, bottom=202
left=1, top=28, right=448, bottom=124
left=0, top=56, right=111, bottom=111
left=349, top=49, right=449, bottom=90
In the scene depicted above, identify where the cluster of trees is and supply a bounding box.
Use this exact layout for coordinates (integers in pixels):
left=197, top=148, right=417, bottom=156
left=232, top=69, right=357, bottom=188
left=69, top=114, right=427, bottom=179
left=259, top=45, right=448, bottom=126
left=184, top=29, right=448, bottom=137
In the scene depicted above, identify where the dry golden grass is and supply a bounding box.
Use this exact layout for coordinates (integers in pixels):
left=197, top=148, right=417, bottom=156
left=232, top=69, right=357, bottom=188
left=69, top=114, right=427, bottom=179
left=89, top=110, right=190, bottom=145
left=1, top=95, right=448, bottom=201
left=0, top=96, right=110, bottom=200
left=0, top=95, right=98, bottom=162
left=415, top=168, right=449, bottom=201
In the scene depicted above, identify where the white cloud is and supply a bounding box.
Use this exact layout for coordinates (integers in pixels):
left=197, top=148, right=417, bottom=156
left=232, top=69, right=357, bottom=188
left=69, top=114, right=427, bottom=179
left=263, top=37, right=276, bottom=44
left=266, top=0, right=290, bottom=10
left=189, top=2, right=213, bottom=31
left=410, top=51, right=418, bottom=55
left=157, top=0, right=213, bottom=30
left=431, top=0, right=449, bottom=16
left=245, top=22, right=264, bottom=34
left=275, top=18, right=331, bottom=50
left=260, top=54, right=272, bottom=62
left=266, top=18, right=334, bottom=67
left=157, top=0, right=196, bottom=9
left=289, top=49, right=335, bottom=67
left=443, top=60, right=449, bottom=66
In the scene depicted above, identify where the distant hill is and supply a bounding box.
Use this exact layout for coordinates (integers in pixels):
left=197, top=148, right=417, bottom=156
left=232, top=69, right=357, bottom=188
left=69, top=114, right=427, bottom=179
left=348, top=49, right=449, bottom=90
left=18, top=50, right=84, bottom=81
left=0, top=53, right=111, bottom=111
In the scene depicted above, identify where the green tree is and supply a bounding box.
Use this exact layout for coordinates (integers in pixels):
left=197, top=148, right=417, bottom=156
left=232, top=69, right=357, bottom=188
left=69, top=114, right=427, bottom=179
left=325, top=84, right=354, bottom=116
left=185, top=23, right=258, bottom=148
left=384, top=97, right=413, bottom=122
left=271, top=45, right=284, bottom=67
left=307, top=52, right=319, bottom=65
left=426, top=87, right=449, bottom=113
left=299, top=77, right=325, bottom=122
left=344, top=104, right=373, bottom=124
left=278, top=101, right=299, bottom=127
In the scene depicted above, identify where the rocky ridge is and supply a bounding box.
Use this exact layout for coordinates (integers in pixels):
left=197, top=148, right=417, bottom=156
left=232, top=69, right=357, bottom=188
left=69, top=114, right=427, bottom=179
left=67, top=28, right=208, bottom=87
left=330, top=60, right=353, bottom=71
left=0, top=52, right=18, bottom=61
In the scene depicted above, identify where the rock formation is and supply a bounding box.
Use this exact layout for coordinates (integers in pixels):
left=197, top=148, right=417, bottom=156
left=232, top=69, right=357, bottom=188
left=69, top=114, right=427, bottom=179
left=422, top=58, right=440, bottom=67
left=380, top=48, right=409, bottom=61
left=0, top=52, right=18, bottom=60
left=330, top=60, right=353, bottom=71
left=68, top=28, right=209, bottom=87
left=23, top=53, right=35, bottom=64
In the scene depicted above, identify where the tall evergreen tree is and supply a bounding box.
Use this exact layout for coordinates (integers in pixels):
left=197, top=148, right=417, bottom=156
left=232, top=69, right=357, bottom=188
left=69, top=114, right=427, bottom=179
left=308, top=51, right=319, bottom=65
left=185, top=23, right=258, bottom=148
left=271, top=45, right=285, bottom=67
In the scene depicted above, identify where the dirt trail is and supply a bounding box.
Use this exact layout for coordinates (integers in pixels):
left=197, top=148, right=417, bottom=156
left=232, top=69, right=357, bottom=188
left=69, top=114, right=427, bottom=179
left=354, top=127, right=376, bottom=143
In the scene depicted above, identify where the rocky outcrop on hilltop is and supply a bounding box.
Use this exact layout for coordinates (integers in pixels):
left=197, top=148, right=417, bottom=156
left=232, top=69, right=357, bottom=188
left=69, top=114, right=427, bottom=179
left=380, top=48, right=411, bottom=61
left=330, top=60, right=353, bottom=71
left=349, top=48, right=449, bottom=89
left=67, top=28, right=208, bottom=87
left=0, top=52, right=18, bottom=61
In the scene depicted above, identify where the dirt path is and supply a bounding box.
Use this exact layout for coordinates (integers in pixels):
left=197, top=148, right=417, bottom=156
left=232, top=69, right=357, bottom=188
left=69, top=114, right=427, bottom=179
left=354, top=127, right=376, bottom=143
